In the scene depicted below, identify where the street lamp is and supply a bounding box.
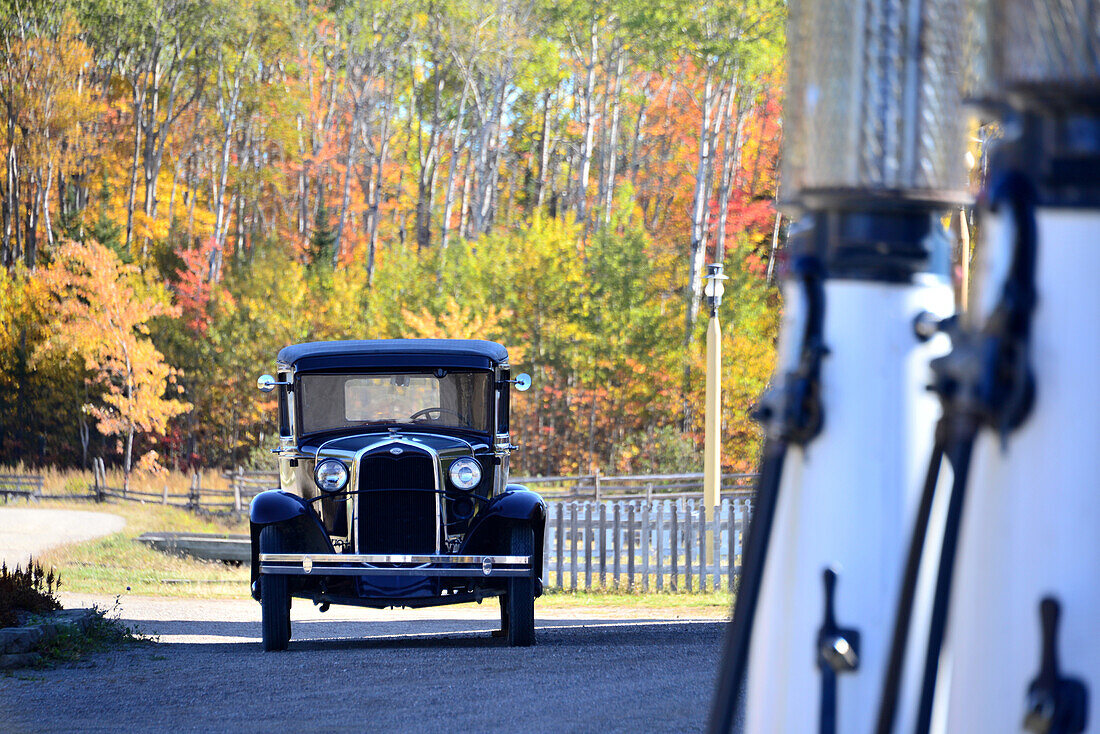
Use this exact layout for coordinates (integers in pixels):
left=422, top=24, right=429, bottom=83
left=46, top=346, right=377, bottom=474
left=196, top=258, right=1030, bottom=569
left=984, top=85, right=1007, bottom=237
left=704, top=263, right=728, bottom=314
left=703, top=263, right=728, bottom=561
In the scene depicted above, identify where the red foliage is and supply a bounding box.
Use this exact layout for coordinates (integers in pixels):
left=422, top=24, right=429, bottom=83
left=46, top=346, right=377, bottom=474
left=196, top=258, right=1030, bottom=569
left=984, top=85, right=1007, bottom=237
left=174, top=237, right=217, bottom=334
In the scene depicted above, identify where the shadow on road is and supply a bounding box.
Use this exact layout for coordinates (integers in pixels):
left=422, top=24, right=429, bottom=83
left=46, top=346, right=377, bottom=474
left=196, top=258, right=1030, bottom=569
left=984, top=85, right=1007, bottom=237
left=127, top=616, right=725, bottom=653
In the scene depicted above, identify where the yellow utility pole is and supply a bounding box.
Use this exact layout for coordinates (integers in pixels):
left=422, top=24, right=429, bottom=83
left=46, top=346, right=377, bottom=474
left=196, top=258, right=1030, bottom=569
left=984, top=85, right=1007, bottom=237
left=703, top=263, right=727, bottom=565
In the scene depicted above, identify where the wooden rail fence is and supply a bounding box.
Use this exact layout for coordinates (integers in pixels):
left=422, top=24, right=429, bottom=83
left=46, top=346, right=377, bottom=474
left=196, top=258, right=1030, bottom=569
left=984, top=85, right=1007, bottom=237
left=5, top=466, right=760, bottom=592
left=7, top=460, right=280, bottom=515
left=0, top=473, right=43, bottom=501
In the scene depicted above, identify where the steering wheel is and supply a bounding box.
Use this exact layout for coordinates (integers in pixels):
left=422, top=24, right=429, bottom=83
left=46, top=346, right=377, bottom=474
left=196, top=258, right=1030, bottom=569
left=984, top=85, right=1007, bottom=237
left=409, top=407, right=467, bottom=425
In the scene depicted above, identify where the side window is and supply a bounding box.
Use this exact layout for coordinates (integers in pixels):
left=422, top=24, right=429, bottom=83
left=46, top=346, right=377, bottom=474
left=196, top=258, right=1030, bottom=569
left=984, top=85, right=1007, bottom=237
left=498, top=369, right=510, bottom=433
left=277, top=372, right=291, bottom=437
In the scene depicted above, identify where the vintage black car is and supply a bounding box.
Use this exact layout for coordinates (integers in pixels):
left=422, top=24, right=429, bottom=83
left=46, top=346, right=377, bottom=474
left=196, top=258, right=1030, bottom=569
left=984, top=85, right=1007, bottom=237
left=249, top=339, right=545, bottom=650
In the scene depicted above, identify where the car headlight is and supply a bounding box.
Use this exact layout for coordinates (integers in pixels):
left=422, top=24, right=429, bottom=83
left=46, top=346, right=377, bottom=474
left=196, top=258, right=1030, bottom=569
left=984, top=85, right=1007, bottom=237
left=448, top=457, right=482, bottom=490
left=314, top=459, right=349, bottom=492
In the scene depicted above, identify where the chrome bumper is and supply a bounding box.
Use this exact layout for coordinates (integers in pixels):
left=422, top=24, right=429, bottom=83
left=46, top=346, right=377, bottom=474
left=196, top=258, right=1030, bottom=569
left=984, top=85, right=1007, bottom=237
left=258, top=553, right=532, bottom=578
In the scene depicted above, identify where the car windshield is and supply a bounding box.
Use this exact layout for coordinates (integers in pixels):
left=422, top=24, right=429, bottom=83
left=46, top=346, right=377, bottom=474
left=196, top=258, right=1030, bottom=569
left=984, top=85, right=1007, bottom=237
left=298, top=371, right=492, bottom=433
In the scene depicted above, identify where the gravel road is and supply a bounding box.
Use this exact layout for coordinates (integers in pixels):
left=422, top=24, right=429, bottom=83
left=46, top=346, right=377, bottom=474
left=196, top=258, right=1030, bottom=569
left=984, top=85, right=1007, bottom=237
left=0, top=594, right=726, bottom=733
left=0, top=508, right=125, bottom=568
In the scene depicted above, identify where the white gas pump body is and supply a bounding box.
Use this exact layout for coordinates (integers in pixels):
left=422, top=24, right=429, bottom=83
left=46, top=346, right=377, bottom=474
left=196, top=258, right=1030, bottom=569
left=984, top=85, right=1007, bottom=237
left=934, top=208, right=1100, bottom=732
left=745, top=277, right=954, bottom=733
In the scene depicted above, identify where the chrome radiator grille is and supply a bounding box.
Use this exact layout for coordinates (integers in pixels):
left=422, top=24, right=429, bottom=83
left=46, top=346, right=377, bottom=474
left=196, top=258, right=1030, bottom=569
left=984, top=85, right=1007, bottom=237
left=356, top=453, right=437, bottom=554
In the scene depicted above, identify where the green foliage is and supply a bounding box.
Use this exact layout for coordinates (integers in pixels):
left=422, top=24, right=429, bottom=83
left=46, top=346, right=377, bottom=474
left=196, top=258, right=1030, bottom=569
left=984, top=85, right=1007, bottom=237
left=0, top=267, right=91, bottom=464
left=307, top=201, right=336, bottom=268
left=90, top=172, right=125, bottom=259
left=36, top=599, right=147, bottom=664
left=0, top=558, right=62, bottom=629
left=614, top=424, right=700, bottom=475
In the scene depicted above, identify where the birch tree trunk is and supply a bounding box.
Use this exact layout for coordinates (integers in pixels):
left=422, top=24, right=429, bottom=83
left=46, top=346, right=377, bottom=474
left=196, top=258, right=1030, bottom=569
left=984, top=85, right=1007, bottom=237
left=124, top=79, right=146, bottom=254
left=573, top=17, right=598, bottom=226
left=138, top=37, right=203, bottom=262
left=365, top=111, right=391, bottom=286
left=296, top=113, right=308, bottom=237
left=685, top=69, right=716, bottom=345
left=23, top=172, right=38, bottom=267
left=415, top=70, right=446, bottom=251
left=601, top=44, right=625, bottom=226
left=535, top=89, right=553, bottom=210
left=713, top=90, right=748, bottom=264
left=440, top=81, right=469, bottom=252
left=470, top=71, right=508, bottom=237
left=41, top=158, right=54, bottom=247
left=459, top=145, right=472, bottom=240
left=333, top=114, right=359, bottom=267
left=210, top=47, right=245, bottom=281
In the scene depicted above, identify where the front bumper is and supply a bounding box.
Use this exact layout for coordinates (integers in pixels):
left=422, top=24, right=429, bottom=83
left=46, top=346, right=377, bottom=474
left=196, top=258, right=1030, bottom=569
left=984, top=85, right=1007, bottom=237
left=259, top=553, right=532, bottom=578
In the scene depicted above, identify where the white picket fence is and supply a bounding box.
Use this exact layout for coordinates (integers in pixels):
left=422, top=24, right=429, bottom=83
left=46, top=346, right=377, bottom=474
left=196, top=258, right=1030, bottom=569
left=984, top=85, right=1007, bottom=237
left=542, top=497, right=753, bottom=593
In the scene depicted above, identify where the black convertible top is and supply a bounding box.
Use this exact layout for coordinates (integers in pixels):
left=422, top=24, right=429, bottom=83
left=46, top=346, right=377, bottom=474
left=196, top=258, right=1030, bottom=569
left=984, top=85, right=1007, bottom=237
left=278, top=339, right=509, bottom=369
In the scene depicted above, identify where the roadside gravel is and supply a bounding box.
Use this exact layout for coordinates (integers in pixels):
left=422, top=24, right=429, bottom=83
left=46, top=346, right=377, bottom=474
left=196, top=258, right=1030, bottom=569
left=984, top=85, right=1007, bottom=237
left=0, top=594, right=725, bottom=733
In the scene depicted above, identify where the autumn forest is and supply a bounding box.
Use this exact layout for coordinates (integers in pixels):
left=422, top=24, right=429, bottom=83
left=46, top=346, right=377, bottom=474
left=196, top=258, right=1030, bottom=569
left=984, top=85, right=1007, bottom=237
left=0, top=0, right=786, bottom=481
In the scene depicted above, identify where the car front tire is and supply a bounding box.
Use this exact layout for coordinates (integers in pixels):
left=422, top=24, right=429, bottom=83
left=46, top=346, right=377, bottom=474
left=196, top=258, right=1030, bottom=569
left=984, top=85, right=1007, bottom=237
left=259, top=525, right=291, bottom=651
left=505, top=525, right=536, bottom=647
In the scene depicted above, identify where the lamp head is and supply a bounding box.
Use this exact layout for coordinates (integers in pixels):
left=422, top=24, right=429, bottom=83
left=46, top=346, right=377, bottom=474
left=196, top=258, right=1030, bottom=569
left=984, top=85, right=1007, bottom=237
left=703, top=262, right=728, bottom=312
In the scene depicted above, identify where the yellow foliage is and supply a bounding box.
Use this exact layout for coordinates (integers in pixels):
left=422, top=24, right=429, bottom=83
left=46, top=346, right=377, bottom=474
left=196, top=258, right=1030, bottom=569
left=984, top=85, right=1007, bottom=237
left=401, top=302, right=519, bottom=359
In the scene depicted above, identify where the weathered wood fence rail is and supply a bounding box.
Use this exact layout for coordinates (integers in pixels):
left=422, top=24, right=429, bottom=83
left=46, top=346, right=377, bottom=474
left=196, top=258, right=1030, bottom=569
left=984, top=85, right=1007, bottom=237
left=0, top=473, right=43, bottom=501
left=87, top=460, right=279, bottom=513
left=4, top=461, right=280, bottom=515
left=542, top=497, right=752, bottom=593
left=514, top=472, right=757, bottom=502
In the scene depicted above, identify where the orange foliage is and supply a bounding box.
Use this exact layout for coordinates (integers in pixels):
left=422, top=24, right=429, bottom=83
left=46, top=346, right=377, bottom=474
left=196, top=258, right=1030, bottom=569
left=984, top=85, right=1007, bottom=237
left=34, top=240, right=191, bottom=474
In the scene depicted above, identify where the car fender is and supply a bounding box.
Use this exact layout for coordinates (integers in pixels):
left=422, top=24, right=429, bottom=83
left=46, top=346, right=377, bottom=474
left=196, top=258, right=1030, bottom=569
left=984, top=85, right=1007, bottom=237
left=460, top=485, right=546, bottom=593
left=250, top=488, right=312, bottom=525
left=249, top=490, right=333, bottom=597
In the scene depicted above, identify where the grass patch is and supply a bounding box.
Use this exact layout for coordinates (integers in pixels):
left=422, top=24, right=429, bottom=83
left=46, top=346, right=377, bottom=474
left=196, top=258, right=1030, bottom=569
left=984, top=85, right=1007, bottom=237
left=33, top=499, right=249, bottom=599
left=30, top=599, right=151, bottom=666
left=540, top=588, right=732, bottom=616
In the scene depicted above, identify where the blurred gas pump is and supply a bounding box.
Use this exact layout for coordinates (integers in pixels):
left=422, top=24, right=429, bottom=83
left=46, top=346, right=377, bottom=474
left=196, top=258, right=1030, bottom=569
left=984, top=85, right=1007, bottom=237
left=875, top=4, right=1100, bottom=733
left=708, top=1, right=968, bottom=731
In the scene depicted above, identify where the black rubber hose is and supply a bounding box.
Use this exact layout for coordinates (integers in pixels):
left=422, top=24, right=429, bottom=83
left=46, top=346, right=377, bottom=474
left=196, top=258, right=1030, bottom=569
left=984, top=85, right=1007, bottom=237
left=874, top=433, right=947, bottom=734
left=820, top=668, right=837, bottom=734
left=914, top=426, right=978, bottom=734
left=707, top=439, right=788, bottom=734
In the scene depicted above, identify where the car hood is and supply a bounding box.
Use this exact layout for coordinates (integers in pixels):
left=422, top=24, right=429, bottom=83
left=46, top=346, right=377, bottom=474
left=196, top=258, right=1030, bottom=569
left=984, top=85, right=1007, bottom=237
left=307, top=430, right=489, bottom=463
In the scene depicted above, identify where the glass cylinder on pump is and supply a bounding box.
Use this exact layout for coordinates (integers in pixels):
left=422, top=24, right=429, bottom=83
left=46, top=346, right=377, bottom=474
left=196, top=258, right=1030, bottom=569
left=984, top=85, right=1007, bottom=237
left=739, top=1, right=968, bottom=732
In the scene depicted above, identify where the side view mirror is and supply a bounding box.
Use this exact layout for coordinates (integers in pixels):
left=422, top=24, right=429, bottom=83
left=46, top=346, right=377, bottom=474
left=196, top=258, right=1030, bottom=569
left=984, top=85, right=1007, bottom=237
left=257, top=374, right=289, bottom=393
left=514, top=373, right=532, bottom=392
